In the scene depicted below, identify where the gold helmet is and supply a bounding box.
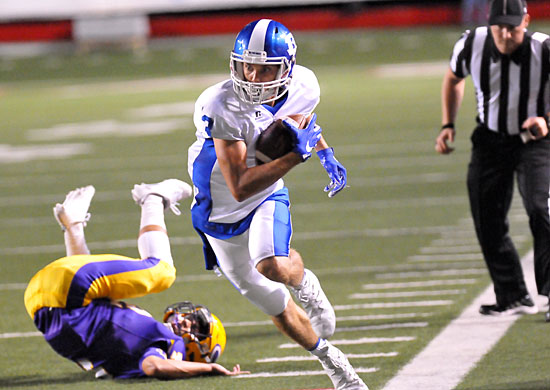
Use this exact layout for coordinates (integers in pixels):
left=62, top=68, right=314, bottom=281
left=163, top=301, right=226, bottom=363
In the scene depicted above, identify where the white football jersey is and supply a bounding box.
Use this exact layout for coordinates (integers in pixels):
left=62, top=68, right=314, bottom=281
left=188, top=65, right=320, bottom=226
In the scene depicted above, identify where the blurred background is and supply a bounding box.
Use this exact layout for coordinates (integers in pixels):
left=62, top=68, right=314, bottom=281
left=1, top=0, right=549, bottom=82
left=2, top=2, right=550, bottom=390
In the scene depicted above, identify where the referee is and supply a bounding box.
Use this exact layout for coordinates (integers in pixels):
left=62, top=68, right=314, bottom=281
left=435, top=0, right=550, bottom=319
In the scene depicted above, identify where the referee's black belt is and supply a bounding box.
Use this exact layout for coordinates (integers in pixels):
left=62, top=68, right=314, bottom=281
left=474, top=124, right=524, bottom=144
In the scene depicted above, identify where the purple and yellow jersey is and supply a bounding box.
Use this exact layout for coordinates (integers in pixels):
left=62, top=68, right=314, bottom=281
left=23, top=254, right=182, bottom=378
left=24, top=254, right=176, bottom=318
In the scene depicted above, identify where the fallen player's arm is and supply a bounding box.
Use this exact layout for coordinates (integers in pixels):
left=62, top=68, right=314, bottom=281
left=141, top=355, right=248, bottom=379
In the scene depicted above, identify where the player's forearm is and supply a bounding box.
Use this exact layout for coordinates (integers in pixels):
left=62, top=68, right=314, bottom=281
left=142, top=356, right=214, bottom=379
left=231, top=152, right=302, bottom=201
left=214, top=137, right=302, bottom=202
left=441, top=68, right=465, bottom=125
left=314, top=134, right=329, bottom=152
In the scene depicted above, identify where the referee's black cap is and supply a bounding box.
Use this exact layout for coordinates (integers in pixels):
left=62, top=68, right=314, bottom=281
left=489, top=0, right=527, bottom=27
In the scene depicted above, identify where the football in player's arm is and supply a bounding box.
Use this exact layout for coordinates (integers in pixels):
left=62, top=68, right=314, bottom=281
left=187, top=19, right=367, bottom=390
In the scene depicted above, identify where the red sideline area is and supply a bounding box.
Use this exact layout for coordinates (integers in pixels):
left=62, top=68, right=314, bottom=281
left=149, top=5, right=458, bottom=37
left=1, top=1, right=549, bottom=43
left=0, top=20, right=71, bottom=42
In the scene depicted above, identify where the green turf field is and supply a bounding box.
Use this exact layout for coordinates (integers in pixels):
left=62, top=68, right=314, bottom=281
left=1, top=24, right=550, bottom=390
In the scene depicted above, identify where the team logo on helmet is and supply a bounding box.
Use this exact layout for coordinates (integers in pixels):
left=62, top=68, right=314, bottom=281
left=285, top=34, right=297, bottom=57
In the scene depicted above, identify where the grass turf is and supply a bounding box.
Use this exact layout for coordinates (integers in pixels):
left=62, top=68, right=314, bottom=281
left=1, top=23, right=549, bottom=390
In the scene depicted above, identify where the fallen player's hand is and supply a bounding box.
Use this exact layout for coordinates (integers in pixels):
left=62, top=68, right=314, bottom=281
left=211, top=363, right=250, bottom=376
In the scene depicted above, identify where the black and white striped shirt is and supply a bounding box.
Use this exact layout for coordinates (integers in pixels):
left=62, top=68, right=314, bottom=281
left=450, top=27, right=550, bottom=135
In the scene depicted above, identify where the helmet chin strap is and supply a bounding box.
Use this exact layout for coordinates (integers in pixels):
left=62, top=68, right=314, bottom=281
left=186, top=332, right=212, bottom=362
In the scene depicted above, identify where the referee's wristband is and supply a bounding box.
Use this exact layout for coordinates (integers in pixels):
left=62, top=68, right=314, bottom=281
left=441, top=123, right=455, bottom=131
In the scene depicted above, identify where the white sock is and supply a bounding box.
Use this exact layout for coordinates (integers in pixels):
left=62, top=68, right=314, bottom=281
left=64, top=223, right=90, bottom=256
left=138, top=195, right=173, bottom=265
left=139, top=195, right=166, bottom=231
left=138, top=231, right=173, bottom=266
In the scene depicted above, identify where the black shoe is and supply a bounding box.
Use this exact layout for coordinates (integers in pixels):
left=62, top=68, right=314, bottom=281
left=545, top=308, right=550, bottom=322
left=479, top=295, right=538, bottom=316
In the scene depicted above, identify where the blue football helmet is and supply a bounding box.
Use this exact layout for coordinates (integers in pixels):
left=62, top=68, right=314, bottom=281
left=230, top=19, right=297, bottom=104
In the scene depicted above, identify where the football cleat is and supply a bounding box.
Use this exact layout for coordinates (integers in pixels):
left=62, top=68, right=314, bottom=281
left=290, top=269, right=336, bottom=338
left=479, top=294, right=538, bottom=316
left=53, top=185, right=95, bottom=231
left=131, top=179, right=192, bottom=216
left=230, top=19, right=297, bottom=104
left=316, top=340, right=369, bottom=390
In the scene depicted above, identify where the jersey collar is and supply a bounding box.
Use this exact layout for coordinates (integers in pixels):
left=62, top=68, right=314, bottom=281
left=261, top=92, right=288, bottom=115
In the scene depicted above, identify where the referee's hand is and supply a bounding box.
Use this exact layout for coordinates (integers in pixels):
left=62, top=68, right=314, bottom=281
left=435, top=128, right=455, bottom=154
left=522, top=116, right=549, bottom=140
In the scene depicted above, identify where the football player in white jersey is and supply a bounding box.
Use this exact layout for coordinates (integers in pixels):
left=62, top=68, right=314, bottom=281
left=188, top=19, right=367, bottom=390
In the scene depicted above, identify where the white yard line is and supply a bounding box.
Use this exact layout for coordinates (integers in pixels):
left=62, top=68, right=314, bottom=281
left=0, top=283, right=28, bottom=290
left=430, top=237, right=485, bottom=246
left=336, top=313, right=434, bottom=321
left=334, top=300, right=454, bottom=311
left=372, top=60, right=448, bottom=78
left=350, top=290, right=465, bottom=299
left=407, top=253, right=484, bottom=262
left=233, top=367, right=378, bottom=379
left=0, top=197, right=467, bottom=222
left=223, top=313, right=435, bottom=328
left=362, top=279, right=477, bottom=290
left=292, top=196, right=467, bottom=213
left=376, top=268, right=487, bottom=279
left=0, top=331, right=41, bottom=339
left=26, top=119, right=188, bottom=141
left=347, top=172, right=464, bottom=188
left=382, top=250, right=539, bottom=390
left=0, top=264, right=484, bottom=291
left=279, top=337, right=415, bottom=349
left=0, top=143, right=92, bottom=163
left=0, top=195, right=464, bottom=229
left=257, top=352, right=398, bottom=363
left=0, top=225, right=465, bottom=256
left=431, top=235, right=529, bottom=246
left=438, top=230, right=478, bottom=238
left=1, top=142, right=460, bottom=177
left=419, top=245, right=481, bottom=254
left=337, top=322, right=428, bottom=332
left=56, top=74, right=227, bottom=98
left=0, top=316, right=429, bottom=339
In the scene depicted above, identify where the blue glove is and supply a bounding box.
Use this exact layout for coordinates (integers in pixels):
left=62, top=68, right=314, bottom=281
left=283, top=113, right=322, bottom=162
left=317, top=147, right=347, bottom=197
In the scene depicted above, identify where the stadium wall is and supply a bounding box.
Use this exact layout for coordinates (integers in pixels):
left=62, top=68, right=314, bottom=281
left=0, top=1, right=549, bottom=43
